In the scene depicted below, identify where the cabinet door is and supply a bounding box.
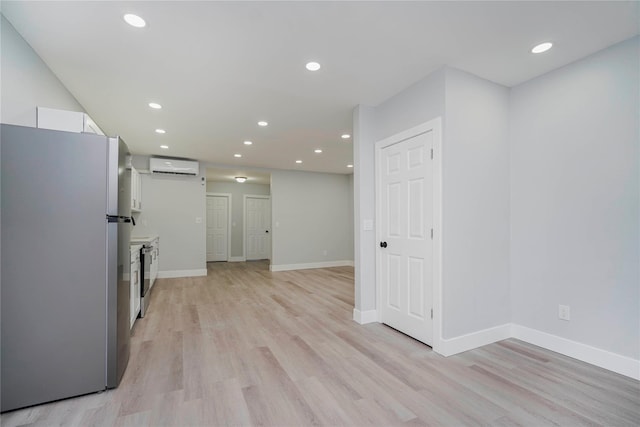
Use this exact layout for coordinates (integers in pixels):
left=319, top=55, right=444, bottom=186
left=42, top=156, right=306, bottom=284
left=130, top=254, right=139, bottom=328
left=130, top=167, right=143, bottom=212
left=134, top=272, right=140, bottom=315
left=130, top=168, right=138, bottom=211
left=150, top=239, right=159, bottom=287
left=136, top=171, right=142, bottom=210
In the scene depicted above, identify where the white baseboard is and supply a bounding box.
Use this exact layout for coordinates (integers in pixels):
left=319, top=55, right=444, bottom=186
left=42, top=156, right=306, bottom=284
left=158, top=269, right=207, bottom=279
left=270, top=260, right=354, bottom=272
left=438, top=323, right=512, bottom=357
left=353, top=309, right=378, bottom=324
left=228, top=256, right=246, bottom=262
left=512, top=324, right=640, bottom=380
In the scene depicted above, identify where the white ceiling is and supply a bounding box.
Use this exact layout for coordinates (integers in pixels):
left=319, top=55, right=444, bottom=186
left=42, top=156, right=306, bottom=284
left=2, top=1, right=638, bottom=181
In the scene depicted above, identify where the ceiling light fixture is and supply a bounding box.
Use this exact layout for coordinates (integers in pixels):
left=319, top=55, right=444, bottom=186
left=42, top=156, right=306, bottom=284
left=155, top=129, right=166, bottom=134
left=258, top=121, right=268, bottom=127
left=235, top=177, right=247, bottom=183
left=148, top=102, right=162, bottom=109
left=160, top=145, right=169, bottom=149
left=341, top=134, right=351, bottom=139
left=305, top=61, right=321, bottom=71
left=531, top=42, right=553, bottom=54
left=244, top=140, right=253, bottom=145
left=347, top=164, right=353, bottom=168
left=314, top=149, right=322, bottom=153
left=124, top=14, right=146, bottom=28
left=295, top=160, right=302, bottom=164
left=234, top=154, right=242, bottom=158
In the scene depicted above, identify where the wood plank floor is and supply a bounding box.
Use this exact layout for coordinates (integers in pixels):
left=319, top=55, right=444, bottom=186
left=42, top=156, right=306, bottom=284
left=3, top=261, right=639, bottom=426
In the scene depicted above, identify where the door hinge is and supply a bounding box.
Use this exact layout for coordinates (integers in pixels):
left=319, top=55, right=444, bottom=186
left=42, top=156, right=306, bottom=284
left=430, top=228, right=433, bottom=239
left=431, top=308, right=433, bottom=319
left=430, top=148, right=434, bottom=160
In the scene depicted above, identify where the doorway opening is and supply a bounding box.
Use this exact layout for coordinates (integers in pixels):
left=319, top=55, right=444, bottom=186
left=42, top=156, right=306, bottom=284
left=205, top=168, right=271, bottom=264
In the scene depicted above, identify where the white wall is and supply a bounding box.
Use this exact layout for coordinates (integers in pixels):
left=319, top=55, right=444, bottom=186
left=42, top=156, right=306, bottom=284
left=271, top=170, right=353, bottom=269
left=442, top=68, right=510, bottom=339
left=0, top=15, right=86, bottom=126
left=353, top=66, right=511, bottom=344
left=354, top=37, right=639, bottom=374
left=353, top=70, right=446, bottom=317
left=347, top=173, right=354, bottom=262
left=353, top=105, right=378, bottom=313
left=131, top=156, right=207, bottom=276
left=206, top=181, right=271, bottom=258
left=510, top=37, right=639, bottom=359
left=375, top=68, right=446, bottom=141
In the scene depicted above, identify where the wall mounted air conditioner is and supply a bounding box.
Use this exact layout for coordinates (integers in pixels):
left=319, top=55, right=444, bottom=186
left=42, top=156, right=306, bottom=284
left=149, top=158, right=199, bottom=176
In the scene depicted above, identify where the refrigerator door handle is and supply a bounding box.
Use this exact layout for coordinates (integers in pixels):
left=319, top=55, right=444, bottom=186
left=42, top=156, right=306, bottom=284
left=106, top=215, right=135, bottom=225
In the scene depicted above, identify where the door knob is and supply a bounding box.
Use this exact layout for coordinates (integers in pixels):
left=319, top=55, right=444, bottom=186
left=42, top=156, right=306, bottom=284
left=379, top=241, right=387, bottom=248
left=266, top=230, right=269, bottom=233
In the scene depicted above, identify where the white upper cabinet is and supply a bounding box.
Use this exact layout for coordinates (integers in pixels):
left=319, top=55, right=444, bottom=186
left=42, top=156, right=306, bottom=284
left=131, top=167, right=142, bottom=212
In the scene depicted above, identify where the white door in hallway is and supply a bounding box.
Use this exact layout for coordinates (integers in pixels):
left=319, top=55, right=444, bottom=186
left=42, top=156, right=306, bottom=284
left=377, top=129, right=434, bottom=346
left=245, top=196, right=271, bottom=260
left=207, top=195, right=229, bottom=262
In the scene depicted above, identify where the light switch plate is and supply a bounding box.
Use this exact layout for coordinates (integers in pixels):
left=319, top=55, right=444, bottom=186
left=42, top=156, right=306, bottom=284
left=363, top=219, right=374, bottom=231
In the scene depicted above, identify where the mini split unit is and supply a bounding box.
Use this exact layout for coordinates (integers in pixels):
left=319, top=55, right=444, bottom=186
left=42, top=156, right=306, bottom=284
left=149, top=158, right=199, bottom=176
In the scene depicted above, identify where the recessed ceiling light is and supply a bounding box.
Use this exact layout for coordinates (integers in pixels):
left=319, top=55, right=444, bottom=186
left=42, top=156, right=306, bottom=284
left=155, top=129, right=166, bottom=134
left=234, top=154, right=242, bottom=158
left=148, top=102, right=162, bottom=109
left=244, top=140, right=253, bottom=145
left=531, top=42, right=553, bottom=54
left=347, top=164, right=353, bottom=168
left=341, top=134, right=351, bottom=139
left=306, top=61, right=321, bottom=71
left=258, top=121, right=268, bottom=127
left=295, top=160, right=302, bottom=164
left=124, top=14, right=146, bottom=28
left=160, top=145, right=169, bottom=149
left=235, top=177, right=247, bottom=183
left=314, top=149, right=322, bottom=154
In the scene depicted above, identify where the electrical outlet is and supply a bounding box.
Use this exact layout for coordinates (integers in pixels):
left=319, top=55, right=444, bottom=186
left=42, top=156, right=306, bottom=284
left=559, top=305, right=571, bottom=321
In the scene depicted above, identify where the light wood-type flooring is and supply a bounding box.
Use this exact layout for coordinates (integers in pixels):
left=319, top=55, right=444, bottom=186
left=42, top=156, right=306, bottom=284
left=2, top=261, right=639, bottom=426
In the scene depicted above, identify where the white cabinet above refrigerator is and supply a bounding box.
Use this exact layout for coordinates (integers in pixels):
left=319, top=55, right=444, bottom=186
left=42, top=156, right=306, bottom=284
left=36, top=107, right=105, bottom=135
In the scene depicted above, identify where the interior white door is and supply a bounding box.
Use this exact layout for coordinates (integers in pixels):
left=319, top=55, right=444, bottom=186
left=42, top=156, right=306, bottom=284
left=245, top=196, right=271, bottom=260
left=379, top=130, right=434, bottom=345
left=206, top=195, right=228, bottom=262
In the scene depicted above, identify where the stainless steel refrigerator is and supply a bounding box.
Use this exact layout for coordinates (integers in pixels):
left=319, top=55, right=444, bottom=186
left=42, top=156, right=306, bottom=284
left=1, top=124, right=133, bottom=412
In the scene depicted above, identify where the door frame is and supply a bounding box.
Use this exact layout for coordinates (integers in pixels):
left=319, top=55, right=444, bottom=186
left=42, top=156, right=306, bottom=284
left=206, top=192, right=232, bottom=262
left=374, top=117, right=443, bottom=354
left=243, top=194, right=271, bottom=260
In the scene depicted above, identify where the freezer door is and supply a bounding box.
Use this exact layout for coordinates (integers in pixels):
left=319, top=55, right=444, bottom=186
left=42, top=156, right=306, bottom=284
left=1, top=124, right=108, bottom=411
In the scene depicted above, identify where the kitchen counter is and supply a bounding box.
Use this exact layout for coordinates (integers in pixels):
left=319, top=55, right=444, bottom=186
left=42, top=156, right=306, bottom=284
left=130, top=235, right=158, bottom=245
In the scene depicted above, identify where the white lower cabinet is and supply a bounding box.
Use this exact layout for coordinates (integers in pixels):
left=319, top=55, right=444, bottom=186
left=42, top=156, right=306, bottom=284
left=150, top=237, right=159, bottom=289
left=130, top=245, right=142, bottom=329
